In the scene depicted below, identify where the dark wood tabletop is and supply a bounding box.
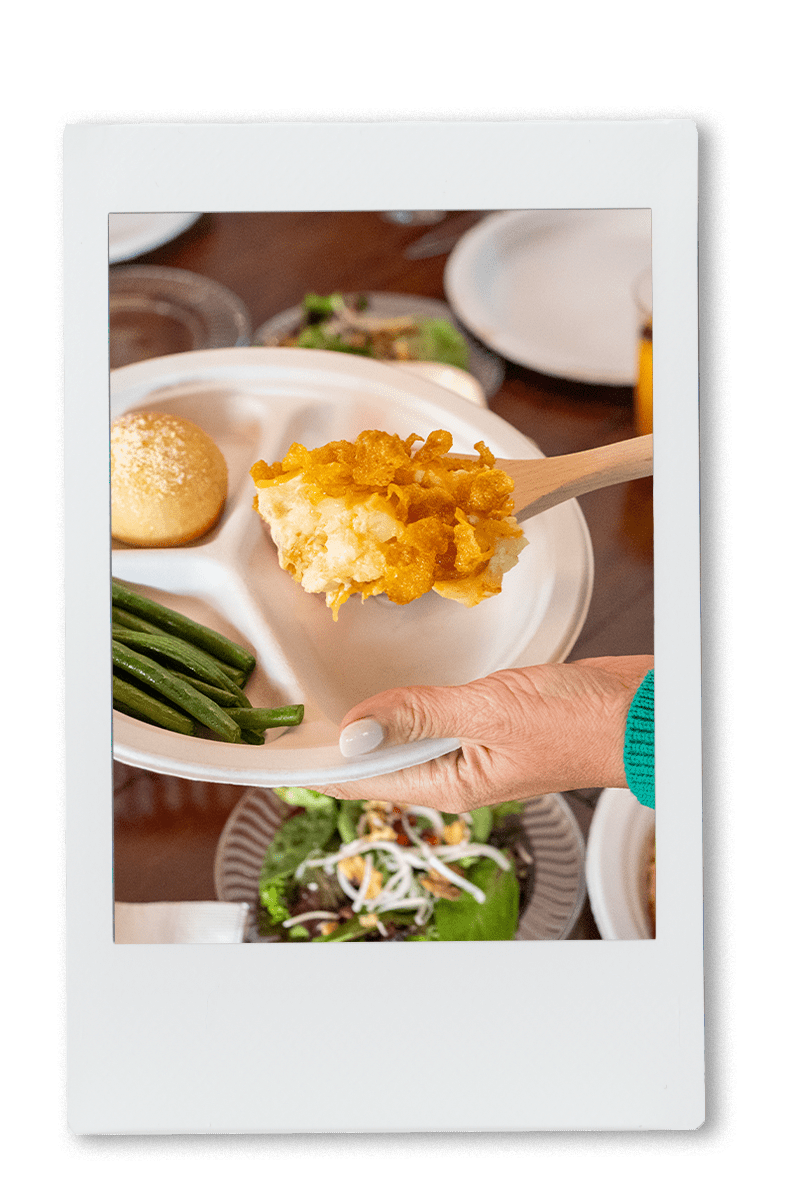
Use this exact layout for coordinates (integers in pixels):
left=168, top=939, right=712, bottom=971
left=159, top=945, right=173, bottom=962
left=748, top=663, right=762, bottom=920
left=111, top=211, right=654, bottom=940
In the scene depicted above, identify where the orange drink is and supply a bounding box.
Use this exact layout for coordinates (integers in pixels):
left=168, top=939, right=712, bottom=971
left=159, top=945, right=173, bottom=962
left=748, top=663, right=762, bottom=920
left=633, top=269, right=653, bottom=436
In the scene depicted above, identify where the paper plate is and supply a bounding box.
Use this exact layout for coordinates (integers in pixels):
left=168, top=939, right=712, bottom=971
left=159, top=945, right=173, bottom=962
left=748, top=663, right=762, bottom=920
left=110, top=347, right=594, bottom=787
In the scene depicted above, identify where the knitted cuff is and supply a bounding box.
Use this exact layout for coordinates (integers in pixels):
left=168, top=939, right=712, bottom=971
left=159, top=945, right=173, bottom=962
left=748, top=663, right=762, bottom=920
left=623, top=669, right=655, bottom=809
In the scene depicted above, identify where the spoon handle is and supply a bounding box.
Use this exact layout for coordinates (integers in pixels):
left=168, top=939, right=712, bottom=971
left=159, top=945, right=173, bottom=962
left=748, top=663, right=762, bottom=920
left=499, top=434, right=654, bottom=521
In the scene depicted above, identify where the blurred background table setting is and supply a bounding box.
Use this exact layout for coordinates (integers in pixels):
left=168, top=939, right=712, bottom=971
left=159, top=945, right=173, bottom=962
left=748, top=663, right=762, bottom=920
left=109, top=209, right=655, bottom=942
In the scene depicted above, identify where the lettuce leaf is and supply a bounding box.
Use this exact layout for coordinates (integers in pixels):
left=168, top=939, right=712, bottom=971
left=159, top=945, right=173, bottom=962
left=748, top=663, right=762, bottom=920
left=407, top=318, right=470, bottom=370
left=295, top=326, right=372, bottom=355
left=337, top=798, right=364, bottom=845
left=259, top=805, right=337, bottom=891
left=468, top=806, right=493, bottom=843
left=301, top=292, right=344, bottom=317
left=258, top=875, right=291, bottom=926
left=274, top=786, right=336, bottom=812
left=490, top=800, right=526, bottom=827
left=432, top=856, right=519, bottom=941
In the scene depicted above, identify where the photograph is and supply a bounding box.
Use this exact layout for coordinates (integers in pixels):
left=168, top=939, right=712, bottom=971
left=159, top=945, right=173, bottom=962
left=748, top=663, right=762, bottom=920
left=109, top=207, right=656, bottom=946
left=63, top=121, right=701, bottom=1134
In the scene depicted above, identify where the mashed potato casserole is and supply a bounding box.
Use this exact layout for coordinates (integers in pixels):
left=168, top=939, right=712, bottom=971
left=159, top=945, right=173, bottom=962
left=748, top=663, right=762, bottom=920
left=251, top=429, right=527, bottom=618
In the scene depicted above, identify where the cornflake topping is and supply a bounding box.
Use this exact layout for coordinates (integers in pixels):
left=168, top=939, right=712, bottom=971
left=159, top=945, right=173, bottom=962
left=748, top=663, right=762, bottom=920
left=250, top=429, right=527, bottom=618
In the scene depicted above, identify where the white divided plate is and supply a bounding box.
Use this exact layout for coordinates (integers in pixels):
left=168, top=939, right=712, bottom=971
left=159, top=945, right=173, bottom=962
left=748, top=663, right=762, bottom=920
left=108, top=213, right=202, bottom=264
left=110, top=347, right=594, bottom=787
left=214, top=788, right=587, bottom=940
left=389, top=361, right=487, bottom=408
left=585, top=787, right=656, bottom=939
left=444, top=209, right=652, bottom=385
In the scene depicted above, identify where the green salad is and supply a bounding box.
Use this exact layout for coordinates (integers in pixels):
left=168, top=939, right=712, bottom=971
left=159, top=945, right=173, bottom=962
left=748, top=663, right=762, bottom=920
left=266, top=292, right=471, bottom=372
left=257, top=789, right=534, bottom=942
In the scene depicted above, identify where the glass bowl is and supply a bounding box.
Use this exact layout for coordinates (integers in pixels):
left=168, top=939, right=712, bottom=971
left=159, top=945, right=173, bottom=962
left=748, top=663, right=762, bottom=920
left=109, top=265, right=251, bottom=369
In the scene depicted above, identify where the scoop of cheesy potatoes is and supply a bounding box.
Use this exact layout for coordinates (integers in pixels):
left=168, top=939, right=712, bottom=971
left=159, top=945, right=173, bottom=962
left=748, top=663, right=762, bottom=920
left=250, top=429, right=527, bottom=619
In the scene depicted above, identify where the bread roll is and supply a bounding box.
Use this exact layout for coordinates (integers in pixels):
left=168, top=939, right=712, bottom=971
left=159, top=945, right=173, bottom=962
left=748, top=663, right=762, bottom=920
left=111, top=411, right=228, bottom=547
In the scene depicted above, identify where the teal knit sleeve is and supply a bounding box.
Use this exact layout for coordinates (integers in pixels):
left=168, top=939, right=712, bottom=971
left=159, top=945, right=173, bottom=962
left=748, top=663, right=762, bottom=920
left=623, top=669, right=655, bottom=809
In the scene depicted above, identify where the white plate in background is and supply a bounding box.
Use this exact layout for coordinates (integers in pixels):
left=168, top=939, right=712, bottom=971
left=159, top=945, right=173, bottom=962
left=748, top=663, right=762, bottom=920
left=110, top=347, right=594, bottom=787
left=108, top=212, right=202, bottom=264
left=585, top=787, right=655, bottom=939
left=445, top=209, right=652, bottom=385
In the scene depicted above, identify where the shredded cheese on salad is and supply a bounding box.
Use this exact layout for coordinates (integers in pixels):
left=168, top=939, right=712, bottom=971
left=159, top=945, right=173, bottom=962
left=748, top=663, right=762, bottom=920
left=259, top=794, right=526, bottom=942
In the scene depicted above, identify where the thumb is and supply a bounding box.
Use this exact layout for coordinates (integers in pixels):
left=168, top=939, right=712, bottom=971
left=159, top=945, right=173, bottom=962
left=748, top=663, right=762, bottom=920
left=338, top=682, right=478, bottom=758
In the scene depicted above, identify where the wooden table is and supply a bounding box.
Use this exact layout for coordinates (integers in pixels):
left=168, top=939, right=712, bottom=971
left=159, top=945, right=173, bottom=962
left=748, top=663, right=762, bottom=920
left=111, top=211, right=654, bottom=939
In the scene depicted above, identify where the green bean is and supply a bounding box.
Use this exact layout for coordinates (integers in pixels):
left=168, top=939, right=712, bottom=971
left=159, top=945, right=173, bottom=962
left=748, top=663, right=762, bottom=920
left=111, top=606, right=163, bottom=634
left=179, top=653, right=247, bottom=689
left=112, top=641, right=242, bottom=743
left=113, top=675, right=196, bottom=736
left=169, top=671, right=244, bottom=708
left=111, top=607, right=247, bottom=685
left=111, top=579, right=256, bottom=676
left=240, top=728, right=267, bottom=746
left=111, top=628, right=250, bottom=706
left=223, top=705, right=305, bottom=732
left=196, top=658, right=247, bottom=689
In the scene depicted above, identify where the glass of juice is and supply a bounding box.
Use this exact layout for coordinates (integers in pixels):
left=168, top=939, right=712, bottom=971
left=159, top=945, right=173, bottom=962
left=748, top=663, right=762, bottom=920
left=633, top=268, right=653, bottom=436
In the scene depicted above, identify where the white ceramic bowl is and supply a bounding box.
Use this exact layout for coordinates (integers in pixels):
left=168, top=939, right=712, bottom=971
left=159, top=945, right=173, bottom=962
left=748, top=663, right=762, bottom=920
left=110, top=347, right=594, bottom=787
left=214, top=788, right=587, bottom=941
left=585, top=787, right=655, bottom=939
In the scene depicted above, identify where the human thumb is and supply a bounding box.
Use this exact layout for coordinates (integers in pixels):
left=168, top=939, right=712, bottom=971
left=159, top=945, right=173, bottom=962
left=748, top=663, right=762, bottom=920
left=338, top=682, right=476, bottom=758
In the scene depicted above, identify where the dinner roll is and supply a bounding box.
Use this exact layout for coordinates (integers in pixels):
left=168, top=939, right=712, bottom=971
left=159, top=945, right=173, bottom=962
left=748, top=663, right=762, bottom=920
left=111, top=411, right=228, bottom=547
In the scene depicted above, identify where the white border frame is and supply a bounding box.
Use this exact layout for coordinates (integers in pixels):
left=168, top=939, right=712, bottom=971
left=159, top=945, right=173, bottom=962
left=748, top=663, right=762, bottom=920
left=64, top=121, right=701, bottom=1133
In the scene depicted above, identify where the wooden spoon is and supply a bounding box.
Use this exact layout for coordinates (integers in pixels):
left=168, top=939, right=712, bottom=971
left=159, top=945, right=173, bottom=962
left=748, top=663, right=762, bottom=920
left=459, top=434, right=653, bottom=521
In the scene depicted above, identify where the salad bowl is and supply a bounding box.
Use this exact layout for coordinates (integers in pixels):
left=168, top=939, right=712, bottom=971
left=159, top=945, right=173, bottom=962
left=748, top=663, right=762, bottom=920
left=214, top=787, right=587, bottom=941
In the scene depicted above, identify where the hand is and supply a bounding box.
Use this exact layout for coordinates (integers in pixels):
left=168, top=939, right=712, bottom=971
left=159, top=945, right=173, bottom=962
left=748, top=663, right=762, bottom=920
left=326, top=656, right=654, bottom=812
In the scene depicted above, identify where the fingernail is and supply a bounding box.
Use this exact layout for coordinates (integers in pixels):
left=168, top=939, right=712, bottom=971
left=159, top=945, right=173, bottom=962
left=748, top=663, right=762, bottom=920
left=339, top=718, right=385, bottom=757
